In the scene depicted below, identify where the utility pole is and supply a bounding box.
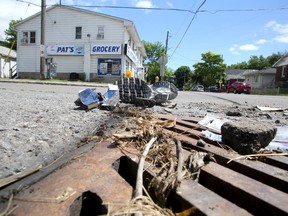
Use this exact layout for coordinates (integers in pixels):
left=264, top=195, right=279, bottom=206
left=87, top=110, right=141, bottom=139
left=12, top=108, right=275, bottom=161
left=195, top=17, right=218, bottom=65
left=40, top=0, right=46, bottom=79
left=159, top=31, right=169, bottom=81
left=165, top=31, right=169, bottom=55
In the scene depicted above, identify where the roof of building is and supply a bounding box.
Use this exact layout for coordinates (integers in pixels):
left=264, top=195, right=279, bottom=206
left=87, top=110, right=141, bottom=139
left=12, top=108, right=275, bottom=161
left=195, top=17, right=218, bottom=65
left=272, top=53, right=288, bottom=67
left=243, top=68, right=276, bottom=76
left=225, top=69, right=246, bottom=79
left=0, top=46, right=17, bottom=58
left=14, top=5, right=146, bottom=56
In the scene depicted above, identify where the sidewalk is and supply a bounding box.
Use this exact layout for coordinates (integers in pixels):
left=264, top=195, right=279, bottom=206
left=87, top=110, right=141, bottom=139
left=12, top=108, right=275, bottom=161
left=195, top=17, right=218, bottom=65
left=0, top=78, right=109, bottom=87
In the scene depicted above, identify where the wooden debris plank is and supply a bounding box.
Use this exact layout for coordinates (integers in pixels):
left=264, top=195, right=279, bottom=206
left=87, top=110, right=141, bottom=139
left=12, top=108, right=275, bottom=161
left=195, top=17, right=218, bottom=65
left=199, top=162, right=288, bottom=216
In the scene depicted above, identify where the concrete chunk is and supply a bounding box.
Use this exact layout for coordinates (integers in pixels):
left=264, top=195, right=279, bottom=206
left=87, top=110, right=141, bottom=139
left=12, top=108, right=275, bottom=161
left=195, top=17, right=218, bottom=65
left=221, top=120, right=277, bottom=154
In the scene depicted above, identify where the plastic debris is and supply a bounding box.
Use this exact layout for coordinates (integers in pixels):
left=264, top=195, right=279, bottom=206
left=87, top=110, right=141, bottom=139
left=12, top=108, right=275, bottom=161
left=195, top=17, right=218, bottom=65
left=201, top=130, right=222, bottom=142
left=198, top=114, right=230, bottom=133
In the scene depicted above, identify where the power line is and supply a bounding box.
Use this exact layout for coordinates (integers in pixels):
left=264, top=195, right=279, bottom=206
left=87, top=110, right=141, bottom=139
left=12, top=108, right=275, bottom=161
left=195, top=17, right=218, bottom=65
left=169, top=0, right=207, bottom=60
left=16, top=0, right=40, bottom=7
left=15, top=0, right=288, bottom=13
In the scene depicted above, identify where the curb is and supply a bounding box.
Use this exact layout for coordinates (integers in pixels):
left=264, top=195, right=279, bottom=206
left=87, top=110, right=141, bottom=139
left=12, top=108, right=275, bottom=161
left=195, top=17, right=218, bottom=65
left=0, top=78, right=109, bottom=88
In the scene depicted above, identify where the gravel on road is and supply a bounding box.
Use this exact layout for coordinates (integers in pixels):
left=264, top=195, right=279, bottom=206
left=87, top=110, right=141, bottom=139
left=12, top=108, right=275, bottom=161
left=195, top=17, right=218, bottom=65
left=0, top=82, right=287, bottom=179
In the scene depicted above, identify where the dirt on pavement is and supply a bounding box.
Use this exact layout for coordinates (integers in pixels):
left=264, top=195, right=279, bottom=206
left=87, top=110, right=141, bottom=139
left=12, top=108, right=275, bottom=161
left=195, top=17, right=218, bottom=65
left=0, top=82, right=287, bottom=179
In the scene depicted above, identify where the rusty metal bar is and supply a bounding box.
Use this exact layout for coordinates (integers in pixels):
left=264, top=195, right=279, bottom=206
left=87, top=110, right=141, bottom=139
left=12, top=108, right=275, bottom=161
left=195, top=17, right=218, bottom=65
left=119, top=156, right=253, bottom=215
left=158, top=114, right=288, bottom=171
left=199, top=162, right=288, bottom=216
left=0, top=141, right=133, bottom=215
left=174, top=180, right=252, bottom=215
left=162, top=128, right=288, bottom=193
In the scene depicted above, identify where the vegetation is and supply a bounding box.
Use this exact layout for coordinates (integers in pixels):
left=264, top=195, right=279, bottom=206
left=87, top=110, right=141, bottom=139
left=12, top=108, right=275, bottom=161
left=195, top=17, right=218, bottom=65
left=142, top=40, right=173, bottom=83
left=174, top=66, right=192, bottom=89
left=192, top=52, right=226, bottom=87
left=227, top=52, right=283, bottom=70
left=0, top=19, right=21, bottom=50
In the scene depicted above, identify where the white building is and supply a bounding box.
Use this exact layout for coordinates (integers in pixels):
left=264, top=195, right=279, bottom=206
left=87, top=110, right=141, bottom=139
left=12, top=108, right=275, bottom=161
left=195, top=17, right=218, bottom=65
left=0, top=46, right=17, bottom=78
left=243, top=68, right=276, bottom=88
left=14, top=5, right=146, bottom=82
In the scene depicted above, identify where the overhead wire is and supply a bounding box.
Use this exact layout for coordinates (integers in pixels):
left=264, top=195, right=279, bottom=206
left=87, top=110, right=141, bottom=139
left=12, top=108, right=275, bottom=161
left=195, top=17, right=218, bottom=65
left=15, top=0, right=288, bottom=13
left=169, top=0, right=207, bottom=60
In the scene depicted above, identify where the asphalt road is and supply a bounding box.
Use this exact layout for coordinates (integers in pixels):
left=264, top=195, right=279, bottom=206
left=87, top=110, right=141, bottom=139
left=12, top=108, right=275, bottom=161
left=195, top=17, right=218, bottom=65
left=1, top=82, right=287, bottom=109
left=172, top=90, right=287, bottom=109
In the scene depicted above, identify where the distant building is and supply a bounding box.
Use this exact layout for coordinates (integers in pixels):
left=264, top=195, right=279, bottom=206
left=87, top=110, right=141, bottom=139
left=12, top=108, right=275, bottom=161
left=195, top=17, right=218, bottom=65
left=225, top=69, right=245, bottom=85
left=243, top=68, right=276, bottom=88
left=273, top=53, right=288, bottom=87
left=0, top=46, right=17, bottom=78
left=14, top=5, right=146, bottom=82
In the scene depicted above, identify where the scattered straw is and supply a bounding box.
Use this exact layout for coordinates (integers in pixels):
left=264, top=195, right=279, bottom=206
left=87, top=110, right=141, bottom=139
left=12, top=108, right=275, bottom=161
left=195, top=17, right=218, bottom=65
left=107, top=196, right=174, bottom=216
left=0, top=193, right=18, bottom=216
left=227, top=153, right=288, bottom=164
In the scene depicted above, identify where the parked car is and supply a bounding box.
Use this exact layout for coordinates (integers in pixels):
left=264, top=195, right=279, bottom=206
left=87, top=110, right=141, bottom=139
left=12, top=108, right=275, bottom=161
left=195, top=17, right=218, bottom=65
left=207, top=85, right=218, bottom=92
left=227, top=81, right=251, bottom=94
left=191, top=85, right=204, bottom=92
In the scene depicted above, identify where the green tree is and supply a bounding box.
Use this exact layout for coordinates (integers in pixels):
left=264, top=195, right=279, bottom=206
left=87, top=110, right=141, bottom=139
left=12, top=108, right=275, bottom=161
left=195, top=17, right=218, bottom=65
left=142, top=40, right=171, bottom=82
left=0, top=19, right=21, bottom=50
left=227, top=61, right=248, bottom=69
left=142, top=40, right=165, bottom=63
left=248, top=55, right=268, bottom=70
left=266, top=52, right=283, bottom=66
left=174, top=66, right=191, bottom=88
left=227, top=52, right=284, bottom=69
left=193, top=51, right=226, bottom=87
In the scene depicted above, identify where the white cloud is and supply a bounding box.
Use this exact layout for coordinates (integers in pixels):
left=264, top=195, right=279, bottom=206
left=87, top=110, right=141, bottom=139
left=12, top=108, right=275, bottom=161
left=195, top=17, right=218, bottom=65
left=265, top=20, right=288, bottom=44
left=0, top=0, right=40, bottom=37
left=239, top=44, right=259, bottom=51
left=229, top=45, right=240, bottom=55
left=255, top=39, right=268, bottom=44
left=229, top=43, right=259, bottom=55
left=274, top=35, right=288, bottom=43
left=266, top=21, right=288, bottom=34
left=135, top=0, right=153, bottom=8
left=0, top=0, right=66, bottom=38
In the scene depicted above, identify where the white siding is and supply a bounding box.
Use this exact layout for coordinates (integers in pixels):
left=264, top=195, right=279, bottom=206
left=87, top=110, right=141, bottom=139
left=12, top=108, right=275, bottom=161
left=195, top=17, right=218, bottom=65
left=16, top=15, right=41, bottom=73
left=52, top=56, right=83, bottom=73
left=15, top=6, right=145, bottom=80
left=17, top=46, right=40, bottom=72
left=46, top=7, right=125, bottom=44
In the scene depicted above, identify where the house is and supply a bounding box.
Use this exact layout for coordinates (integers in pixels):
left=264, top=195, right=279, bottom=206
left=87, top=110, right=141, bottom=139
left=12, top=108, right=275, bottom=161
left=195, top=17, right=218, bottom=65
left=14, top=5, right=146, bottom=82
left=272, top=54, right=288, bottom=87
left=225, top=69, right=245, bottom=86
left=243, top=68, right=276, bottom=88
left=0, top=46, right=17, bottom=78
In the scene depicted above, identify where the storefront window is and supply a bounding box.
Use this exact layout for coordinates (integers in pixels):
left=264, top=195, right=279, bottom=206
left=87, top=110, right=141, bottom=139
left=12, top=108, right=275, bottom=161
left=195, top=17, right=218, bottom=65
left=98, top=58, right=121, bottom=76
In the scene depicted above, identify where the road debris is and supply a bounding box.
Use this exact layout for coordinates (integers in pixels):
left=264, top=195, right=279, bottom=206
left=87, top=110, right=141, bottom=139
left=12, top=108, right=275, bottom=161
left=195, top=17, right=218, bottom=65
left=221, top=119, right=277, bottom=154
left=256, top=106, right=284, bottom=112
left=117, top=77, right=178, bottom=107
left=75, top=79, right=178, bottom=110
left=75, top=85, right=120, bottom=110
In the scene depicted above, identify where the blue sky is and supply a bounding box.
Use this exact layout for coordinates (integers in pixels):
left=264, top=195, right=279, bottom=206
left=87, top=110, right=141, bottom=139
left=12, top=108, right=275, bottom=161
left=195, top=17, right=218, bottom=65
left=1, top=0, right=288, bottom=70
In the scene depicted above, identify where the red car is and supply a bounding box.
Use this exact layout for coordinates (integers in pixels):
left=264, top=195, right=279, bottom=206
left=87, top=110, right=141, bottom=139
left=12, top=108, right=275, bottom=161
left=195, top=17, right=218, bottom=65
left=227, top=82, right=251, bottom=94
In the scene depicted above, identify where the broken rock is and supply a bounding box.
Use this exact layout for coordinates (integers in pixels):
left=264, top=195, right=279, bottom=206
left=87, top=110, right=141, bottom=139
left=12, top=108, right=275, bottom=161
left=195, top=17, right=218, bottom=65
left=221, top=120, right=277, bottom=155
